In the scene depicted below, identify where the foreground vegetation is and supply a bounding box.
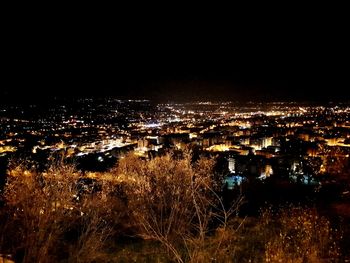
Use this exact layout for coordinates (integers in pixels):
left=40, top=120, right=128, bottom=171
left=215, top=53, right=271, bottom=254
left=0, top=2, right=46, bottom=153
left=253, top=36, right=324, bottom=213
left=0, top=152, right=345, bottom=262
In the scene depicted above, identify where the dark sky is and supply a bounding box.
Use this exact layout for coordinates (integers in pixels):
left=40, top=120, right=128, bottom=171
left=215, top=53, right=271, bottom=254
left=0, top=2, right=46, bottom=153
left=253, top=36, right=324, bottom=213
left=2, top=11, right=350, bottom=103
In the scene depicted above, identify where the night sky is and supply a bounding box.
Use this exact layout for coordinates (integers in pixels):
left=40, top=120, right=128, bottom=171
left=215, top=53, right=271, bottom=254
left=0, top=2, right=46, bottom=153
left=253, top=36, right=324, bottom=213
left=2, top=13, right=349, bottom=103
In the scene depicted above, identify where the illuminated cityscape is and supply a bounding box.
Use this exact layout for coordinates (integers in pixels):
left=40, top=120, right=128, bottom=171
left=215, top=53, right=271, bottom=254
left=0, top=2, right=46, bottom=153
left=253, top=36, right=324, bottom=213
left=1, top=103, right=350, bottom=261
left=1, top=99, right=349, bottom=189
left=1, top=11, right=350, bottom=262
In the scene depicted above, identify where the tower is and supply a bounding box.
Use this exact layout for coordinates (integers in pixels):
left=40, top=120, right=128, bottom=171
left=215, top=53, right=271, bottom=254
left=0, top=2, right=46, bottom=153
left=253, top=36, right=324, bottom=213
left=228, top=157, right=235, bottom=173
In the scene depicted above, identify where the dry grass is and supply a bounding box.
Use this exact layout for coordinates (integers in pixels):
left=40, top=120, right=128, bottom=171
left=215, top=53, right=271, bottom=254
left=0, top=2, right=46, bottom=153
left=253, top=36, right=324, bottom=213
left=263, top=206, right=341, bottom=263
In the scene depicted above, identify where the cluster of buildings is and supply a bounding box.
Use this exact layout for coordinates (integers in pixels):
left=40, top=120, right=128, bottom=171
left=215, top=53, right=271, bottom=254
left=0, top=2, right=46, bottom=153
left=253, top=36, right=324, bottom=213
left=1, top=99, right=349, bottom=189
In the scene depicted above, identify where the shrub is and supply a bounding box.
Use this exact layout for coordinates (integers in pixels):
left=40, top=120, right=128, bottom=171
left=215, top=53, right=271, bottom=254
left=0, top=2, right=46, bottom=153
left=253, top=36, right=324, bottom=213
left=117, top=151, right=241, bottom=262
left=0, top=154, right=344, bottom=262
left=0, top=162, right=112, bottom=263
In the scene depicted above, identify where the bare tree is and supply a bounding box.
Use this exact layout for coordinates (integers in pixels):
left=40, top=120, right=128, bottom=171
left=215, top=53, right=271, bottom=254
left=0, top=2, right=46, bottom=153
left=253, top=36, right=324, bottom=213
left=118, top=151, right=242, bottom=262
